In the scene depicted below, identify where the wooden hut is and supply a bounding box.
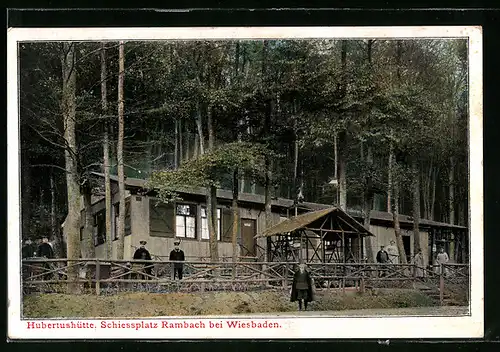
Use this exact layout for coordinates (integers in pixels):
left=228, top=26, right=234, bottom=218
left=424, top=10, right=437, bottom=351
left=256, top=207, right=375, bottom=263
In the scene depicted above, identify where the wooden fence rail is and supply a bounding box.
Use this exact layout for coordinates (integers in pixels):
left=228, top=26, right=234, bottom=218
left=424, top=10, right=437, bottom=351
left=21, top=259, right=469, bottom=304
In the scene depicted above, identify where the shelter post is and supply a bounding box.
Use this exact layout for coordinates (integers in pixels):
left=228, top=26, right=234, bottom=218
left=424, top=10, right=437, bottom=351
left=306, top=232, right=309, bottom=262
left=358, top=232, right=361, bottom=262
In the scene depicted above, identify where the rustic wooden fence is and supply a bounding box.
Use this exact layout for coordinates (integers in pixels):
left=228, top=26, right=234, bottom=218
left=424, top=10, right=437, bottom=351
left=21, top=259, right=469, bottom=305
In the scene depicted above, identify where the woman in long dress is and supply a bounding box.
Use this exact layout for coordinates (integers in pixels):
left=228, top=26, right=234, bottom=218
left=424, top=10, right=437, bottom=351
left=413, top=249, right=425, bottom=278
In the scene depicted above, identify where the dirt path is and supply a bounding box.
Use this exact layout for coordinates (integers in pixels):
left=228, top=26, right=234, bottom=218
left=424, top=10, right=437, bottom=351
left=244, top=306, right=470, bottom=317
left=23, top=290, right=465, bottom=318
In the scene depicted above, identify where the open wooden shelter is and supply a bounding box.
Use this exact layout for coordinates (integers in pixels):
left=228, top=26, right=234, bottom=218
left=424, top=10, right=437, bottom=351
left=257, top=207, right=375, bottom=263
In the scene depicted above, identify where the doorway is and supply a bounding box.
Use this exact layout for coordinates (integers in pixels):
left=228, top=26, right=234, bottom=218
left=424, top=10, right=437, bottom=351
left=403, top=236, right=411, bottom=262
left=240, top=218, right=256, bottom=257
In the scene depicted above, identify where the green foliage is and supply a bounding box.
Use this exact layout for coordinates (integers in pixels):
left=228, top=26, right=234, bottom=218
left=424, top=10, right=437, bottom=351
left=146, top=142, right=276, bottom=203
left=20, top=37, right=469, bottom=227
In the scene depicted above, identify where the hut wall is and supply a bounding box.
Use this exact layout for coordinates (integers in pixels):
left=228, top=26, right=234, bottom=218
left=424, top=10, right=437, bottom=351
left=366, top=225, right=429, bottom=265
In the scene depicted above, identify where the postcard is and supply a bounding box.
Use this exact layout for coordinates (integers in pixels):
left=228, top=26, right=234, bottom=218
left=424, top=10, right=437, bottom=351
left=7, top=25, right=483, bottom=340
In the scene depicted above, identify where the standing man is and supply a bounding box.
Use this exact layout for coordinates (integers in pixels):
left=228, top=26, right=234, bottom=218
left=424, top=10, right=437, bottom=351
left=376, top=245, right=389, bottom=277
left=22, top=238, right=37, bottom=280
left=37, top=236, right=54, bottom=259
left=436, top=247, right=449, bottom=276
left=133, top=240, right=153, bottom=279
left=37, top=236, right=54, bottom=280
left=386, top=240, right=399, bottom=264
left=290, top=261, right=314, bottom=311
left=22, top=238, right=37, bottom=259
left=169, top=240, right=185, bottom=280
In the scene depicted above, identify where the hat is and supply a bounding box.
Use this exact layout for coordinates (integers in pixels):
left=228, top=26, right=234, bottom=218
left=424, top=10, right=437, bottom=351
left=139, top=240, right=147, bottom=245
left=174, top=240, right=180, bottom=245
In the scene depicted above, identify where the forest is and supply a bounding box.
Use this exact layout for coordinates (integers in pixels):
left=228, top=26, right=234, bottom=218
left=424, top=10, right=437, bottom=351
left=19, top=38, right=468, bottom=273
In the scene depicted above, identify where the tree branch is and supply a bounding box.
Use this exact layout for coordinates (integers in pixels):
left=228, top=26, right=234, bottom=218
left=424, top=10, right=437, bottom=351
left=30, top=164, right=71, bottom=173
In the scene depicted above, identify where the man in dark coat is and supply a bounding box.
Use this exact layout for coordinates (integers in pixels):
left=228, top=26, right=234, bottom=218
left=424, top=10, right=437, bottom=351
left=37, top=236, right=54, bottom=258
left=22, top=238, right=37, bottom=280
left=37, top=236, right=54, bottom=280
left=22, top=238, right=37, bottom=259
left=169, top=240, right=185, bottom=280
left=133, top=240, right=153, bottom=279
left=376, top=245, right=389, bottom=277
left=290, top=262, right=314, bottom=311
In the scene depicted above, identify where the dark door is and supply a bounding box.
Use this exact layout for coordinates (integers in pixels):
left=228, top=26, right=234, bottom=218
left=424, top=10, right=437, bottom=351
left=403, top=236, right=411, bottom=262
left=241, top=219, right=256, bottom=257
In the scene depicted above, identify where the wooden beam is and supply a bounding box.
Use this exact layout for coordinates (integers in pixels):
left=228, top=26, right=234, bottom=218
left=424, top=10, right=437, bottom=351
left=304, top=227, right=360, bottom=234
left=337, top=215, right=361, bottom=233
left=342, top=230, right=345, bottom=264
left=319, top=215, right=329, bottom=231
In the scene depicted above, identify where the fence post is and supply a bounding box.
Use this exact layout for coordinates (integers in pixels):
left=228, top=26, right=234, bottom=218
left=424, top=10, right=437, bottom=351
left=439, top=265, right=444, bottom=306
left=342, top=265, right=346, bottom=295
left=95, top=259, right=101, bottom=296
left=283, top=262, right=289, bottom=289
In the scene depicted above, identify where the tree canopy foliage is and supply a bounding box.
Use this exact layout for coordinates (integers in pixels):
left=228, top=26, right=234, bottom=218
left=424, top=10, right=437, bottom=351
left=19, top=38, right=469, bottom=252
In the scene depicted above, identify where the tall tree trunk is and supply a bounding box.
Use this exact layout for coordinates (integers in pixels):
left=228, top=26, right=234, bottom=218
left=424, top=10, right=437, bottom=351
left=206, top=105, right=218, bottom=261
left=207, top=105, right=215, bottom=150
left=61, top=42, right=81, bottom=293
left=449, top=157, right=455, bottom=225
left=333, top=129, right=338, bottom=182
left=412, top=158, right=421, bottom=255
left=22, top=156, right=32, bottom=240
left=338, top=40, right=348, bottom=211
left=264, top=157, right=273, bottom=233
left=206, top=188, right=218, bottom=262
left=448, top=156, right=455, bottom=260
left=195, top=101, right=205, bottom=154
left=392, top=179, right=407, bottom=264
left=194, top=133, right=199, bottom=158
left=338, top=148, right=347, bottom=210
left=182, top=120, right=185, bottom=165
left=232, top=169, right=240, bottom=263
left=50, top=173, right=56, bottom=241
left=101, top=42, right=113, bottom=259
left=116, top=41, right=126, bottom=260
left=363, top=145, right=374, bottom=263
left=184, top=125, right=190, bottom=162
left=293, top=99, right=299, bottom=199
left=387, top=135, right=394, bottom=212
left=82, top=186, right=94, bottom=258
left=50, top=172, right=59, bottom=256
left=174, top=118, right=179, bottom=168
left=430, top=167, right=438, bottom=221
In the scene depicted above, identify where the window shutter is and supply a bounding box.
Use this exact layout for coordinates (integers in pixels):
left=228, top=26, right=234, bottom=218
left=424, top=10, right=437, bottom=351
left=149, top=199, right=175, bottom=238
left=125, top=199, right=131, bottom=236
left=221, top=208, right=233, bottom=242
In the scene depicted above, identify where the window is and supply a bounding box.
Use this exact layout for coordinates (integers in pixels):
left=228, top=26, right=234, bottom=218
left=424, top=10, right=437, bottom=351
left=93, top=210, right=106, bottom=246
left=201, top=207, right=221, bottom=241
left=175, top=204, right=197, bottom=239
left=113, top=200, right=131, bottom=240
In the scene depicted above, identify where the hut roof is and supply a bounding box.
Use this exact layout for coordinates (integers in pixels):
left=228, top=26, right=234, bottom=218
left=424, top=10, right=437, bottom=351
left=89, top=172, right=466, bottom=231
left=257, top=207, right=375, bottom=238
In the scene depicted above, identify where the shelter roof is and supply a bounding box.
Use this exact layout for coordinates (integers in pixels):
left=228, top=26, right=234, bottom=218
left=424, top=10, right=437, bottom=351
left=257, top=207, right=375, bottom=238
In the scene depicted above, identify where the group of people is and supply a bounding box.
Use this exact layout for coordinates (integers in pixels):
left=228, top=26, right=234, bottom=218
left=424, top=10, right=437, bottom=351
left=22, top=236, right=55, bottom=259
left=22, top=236, right=56, bottom=280
left=376, top=240, right=450, bottom=278
left=132, top=239, right=185, bottom=280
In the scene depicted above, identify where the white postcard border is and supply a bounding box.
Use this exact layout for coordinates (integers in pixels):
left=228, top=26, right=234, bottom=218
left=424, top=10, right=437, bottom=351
left=7, top=25, right=484, bottom=340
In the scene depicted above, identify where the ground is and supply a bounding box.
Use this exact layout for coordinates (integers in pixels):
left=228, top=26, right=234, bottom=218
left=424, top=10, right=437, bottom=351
left=22, top=288, right=470, bottom=319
